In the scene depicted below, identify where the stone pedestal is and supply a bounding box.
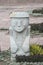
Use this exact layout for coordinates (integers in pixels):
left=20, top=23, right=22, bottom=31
left=9, top=12, right=30, bottom=62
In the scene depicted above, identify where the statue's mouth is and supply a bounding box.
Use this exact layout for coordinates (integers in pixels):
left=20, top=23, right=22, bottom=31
left=14, top=27, right=25, bottom=32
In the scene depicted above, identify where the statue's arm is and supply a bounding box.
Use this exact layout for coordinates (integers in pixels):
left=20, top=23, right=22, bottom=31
left=22, top=36, right=30, bottom=53
left=9, top=27, right=18, bottom=53
left=22, top=26, right=30, bottom=53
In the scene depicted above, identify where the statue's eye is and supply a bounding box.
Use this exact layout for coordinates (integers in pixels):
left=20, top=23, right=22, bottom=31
left=13, top=21, right=17, bottom=26
left=13, top=22, right=15, bottom=26
left=23, top=20, right=26, bottom=26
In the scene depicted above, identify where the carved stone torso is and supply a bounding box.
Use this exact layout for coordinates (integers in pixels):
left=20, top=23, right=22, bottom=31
left=13, top=29, right=27, bottom=47
left=10, top=12, right=30, bottom=59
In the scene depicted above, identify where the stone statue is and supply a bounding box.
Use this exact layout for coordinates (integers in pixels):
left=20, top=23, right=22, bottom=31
left=9, top=12, right=30, bottom=61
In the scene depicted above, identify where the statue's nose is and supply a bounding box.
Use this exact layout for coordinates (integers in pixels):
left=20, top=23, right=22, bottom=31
left=18, top=21, right=21, bottom=27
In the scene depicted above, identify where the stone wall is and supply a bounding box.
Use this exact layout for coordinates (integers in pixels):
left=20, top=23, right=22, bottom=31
left=0, top=0, right=43, bottom=6
left=0, top=10, right=10, bottom=51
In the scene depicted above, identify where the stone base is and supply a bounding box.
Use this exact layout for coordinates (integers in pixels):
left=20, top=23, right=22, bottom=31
left=15, top=55, right=43, bottom=62
left=16, top=55, right=29, bottom=62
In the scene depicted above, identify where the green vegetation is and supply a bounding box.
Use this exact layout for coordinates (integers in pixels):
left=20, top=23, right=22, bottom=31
left=30, top=44, right=43, bottom=55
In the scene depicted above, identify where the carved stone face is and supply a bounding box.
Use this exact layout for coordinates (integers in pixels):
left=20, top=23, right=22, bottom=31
left=11, top=18, right=29, bottom=32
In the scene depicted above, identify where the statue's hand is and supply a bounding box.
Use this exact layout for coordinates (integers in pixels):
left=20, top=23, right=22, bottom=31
left=22, top=36, right=30, bottom=53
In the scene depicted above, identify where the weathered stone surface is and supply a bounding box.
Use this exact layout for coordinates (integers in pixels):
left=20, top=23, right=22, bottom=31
left=10, top=12, right=30, bottom=61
